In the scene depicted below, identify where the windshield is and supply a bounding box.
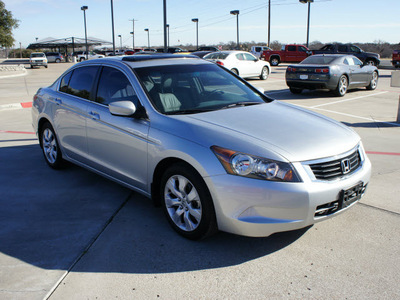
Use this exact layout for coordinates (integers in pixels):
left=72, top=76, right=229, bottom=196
left=31, top=53, right=45, bottom=58
left=300, top=56, right=337, bottom=65
left=134, top=63, right=269, bottom=114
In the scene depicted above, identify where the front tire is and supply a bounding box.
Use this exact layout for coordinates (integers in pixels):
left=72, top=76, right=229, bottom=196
left=230, top=68, right=239, bottom=75
left=366, top=71, right=378, bottom=90
left=260, top=66, right=269, bottom=80
left=160, top=163, right=217, bottom=240
left=40, top=122, right=64, bottom=169
left=334, top=75, right=348, bottom=97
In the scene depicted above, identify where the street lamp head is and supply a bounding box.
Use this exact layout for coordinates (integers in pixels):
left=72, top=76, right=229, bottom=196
left=144, top=28, right=149, bottom=32
left=299, top=0, right=313, bottom=3
left=81, top=5, right=88, bottom=10
left=230, top=10, right=239, bottom=16
left=166, top=24, right=169, bottom=28
left=191, top=18, right=198, bottom=23
left=130, top=32, right=133, bottom=34
left=118, top=35, right=121, bottom=37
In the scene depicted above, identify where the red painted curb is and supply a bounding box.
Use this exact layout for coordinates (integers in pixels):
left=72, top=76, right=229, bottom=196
left=21, top=102, right=32, bottom=108
left=366, top=151, right=400, bottom=156
left=0, top=130, right=35, bottom=134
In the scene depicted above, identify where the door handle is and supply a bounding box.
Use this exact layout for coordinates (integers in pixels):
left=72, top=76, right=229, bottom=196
left=54, top=98, right=62, bottom=105
left=89, top=111, right=100, bottom=120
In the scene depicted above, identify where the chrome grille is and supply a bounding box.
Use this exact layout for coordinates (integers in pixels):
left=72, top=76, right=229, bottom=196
left=309, top=150, right=361, bottom=181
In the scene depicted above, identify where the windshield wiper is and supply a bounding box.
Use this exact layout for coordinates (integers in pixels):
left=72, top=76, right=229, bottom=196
left=220, top=101, right=262, bottom=110
left=166, top=108, right=214, bottom=115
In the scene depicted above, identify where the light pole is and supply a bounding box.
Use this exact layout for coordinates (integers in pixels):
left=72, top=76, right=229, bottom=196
left=300, top=0, right=313, bottom=48
left=267, top=0, right=271, bottom=47
left=118, top=34, right=122, bottom=51
left=110, top=0, right=116, bottom=55
left=166, top=24, right=170, bottom=48
left=129, top=19, right=136, bottom=49
left=144, top=28, right=150, bottom=49
left=230, top=10, right=239, bottom=50
left=81, top=5, right=88, bottom=60
left=192, top=18, right=199, bottom=50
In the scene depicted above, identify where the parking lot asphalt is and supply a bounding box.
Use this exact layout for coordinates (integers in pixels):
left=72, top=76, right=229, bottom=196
left=1, top=61, right=399, bottom=300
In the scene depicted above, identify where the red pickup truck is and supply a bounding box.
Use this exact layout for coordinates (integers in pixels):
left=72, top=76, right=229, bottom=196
left=260, top=44, right=310, bottom=66
left=392, top=50, right=400, bottom=68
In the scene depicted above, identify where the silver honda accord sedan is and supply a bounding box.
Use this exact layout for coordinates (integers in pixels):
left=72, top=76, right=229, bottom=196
left=31, top=54, right=371, bottom=240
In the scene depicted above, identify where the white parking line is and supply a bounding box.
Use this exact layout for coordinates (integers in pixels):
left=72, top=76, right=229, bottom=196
left=311, top=107, right=400, bottom=127
left=311, top=91, right=388, bottom=108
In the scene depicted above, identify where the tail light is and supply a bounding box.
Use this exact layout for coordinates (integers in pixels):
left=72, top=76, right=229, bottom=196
left=216, top=61, right=224, bottom=66
left=315, top=68, right=329, bottom=73
left=287, top=67, right=296, bottom=72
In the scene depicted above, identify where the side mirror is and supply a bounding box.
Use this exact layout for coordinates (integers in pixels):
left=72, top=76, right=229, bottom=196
left=109, top=101, right=137, bottom=116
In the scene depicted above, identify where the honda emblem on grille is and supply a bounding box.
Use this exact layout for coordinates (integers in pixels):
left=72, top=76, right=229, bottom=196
left=341, top=159, right=351, bottom=174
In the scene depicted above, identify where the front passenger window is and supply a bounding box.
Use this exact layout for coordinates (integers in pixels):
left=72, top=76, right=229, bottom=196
left=96, top=67, right=137, bottom=106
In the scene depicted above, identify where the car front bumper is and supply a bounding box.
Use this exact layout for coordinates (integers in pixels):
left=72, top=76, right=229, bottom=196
left=30, top=60, right=47, bottom=66
left=205, top=154, right=371, bottom=237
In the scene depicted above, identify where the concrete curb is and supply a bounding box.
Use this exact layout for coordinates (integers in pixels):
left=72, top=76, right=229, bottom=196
left=0, top=64, right=27, bottom=79
left=0, top=101, right=32, bottom=111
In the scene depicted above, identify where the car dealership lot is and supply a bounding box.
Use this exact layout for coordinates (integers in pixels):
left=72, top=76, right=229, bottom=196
left=1, top=61, right=399, bottom=299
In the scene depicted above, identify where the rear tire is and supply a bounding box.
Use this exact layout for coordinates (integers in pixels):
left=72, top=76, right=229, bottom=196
left=289, top=87, right=302, bottom=94
left=160, top=163, right=217, bottom=240
left=334, top=75, right=348, bottom=97
left=366, top=71, right=378, bottom=90
left=260, top=66, right=269, bottom=80
left=270, top=57, right=279, bottom=66
left=230, top=68, right=238, bottom=75
left=40, top=122, right=64, bottom=169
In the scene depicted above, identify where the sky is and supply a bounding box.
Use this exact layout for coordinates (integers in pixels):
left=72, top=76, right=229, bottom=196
left=3, top=0, right=400, bottom=49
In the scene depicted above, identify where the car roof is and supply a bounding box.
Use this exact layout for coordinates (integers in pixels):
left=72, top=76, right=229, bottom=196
left=79, top=54, right=209, bottom=68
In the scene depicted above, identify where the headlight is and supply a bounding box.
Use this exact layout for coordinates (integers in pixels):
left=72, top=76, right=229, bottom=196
left=211, top=146, right=301, bottom=182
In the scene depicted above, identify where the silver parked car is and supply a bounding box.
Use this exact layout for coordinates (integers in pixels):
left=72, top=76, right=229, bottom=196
left=286, top=54, right=379, bottom=96
left=32, top=55, right=371, bottom=240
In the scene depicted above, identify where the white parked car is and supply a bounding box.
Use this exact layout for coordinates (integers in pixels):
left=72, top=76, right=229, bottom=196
left=250, top=46, right=272, bottom=58
left=30, top=52, right=48, bottom=69
left=77, top=51, right=105, bottom=62
left=204, top=51, right=271, bottom=80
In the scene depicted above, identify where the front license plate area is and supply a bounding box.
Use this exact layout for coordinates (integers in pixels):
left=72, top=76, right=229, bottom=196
left=340, top=182, right=366, bottom=208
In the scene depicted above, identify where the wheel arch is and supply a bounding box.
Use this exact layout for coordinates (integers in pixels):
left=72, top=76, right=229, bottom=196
left=37, top=117, right=53, bottom=148
left=151, top=157, right=204, bottom=207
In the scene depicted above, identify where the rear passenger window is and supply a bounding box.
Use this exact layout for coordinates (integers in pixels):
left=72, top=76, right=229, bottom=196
left=96, top=67, right=137, bottom=106
left=288, top=46, right=296, bottom=51
left=61, top=66, right=98, bottom=100
left=59, top=71, right=72, bottom=93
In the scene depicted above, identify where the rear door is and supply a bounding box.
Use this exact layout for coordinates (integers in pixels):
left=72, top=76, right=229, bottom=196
left=53, top=65, right=99, bottom=162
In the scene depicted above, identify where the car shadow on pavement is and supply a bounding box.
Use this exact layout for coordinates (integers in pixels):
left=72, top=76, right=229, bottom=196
left=342, top=121, right=400, bottom=128
left=0, top=144, right=309, bottom=275
left=69, top=193, right=310, bottom=274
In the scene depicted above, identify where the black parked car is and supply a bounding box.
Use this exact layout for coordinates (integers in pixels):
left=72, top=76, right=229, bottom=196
left=312, top=44, right=380, bottom=66
left=286, top=54, right=378, bottom=97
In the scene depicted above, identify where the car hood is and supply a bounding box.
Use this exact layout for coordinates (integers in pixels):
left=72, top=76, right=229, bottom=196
left=159, top=101, right=359, bottom=162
